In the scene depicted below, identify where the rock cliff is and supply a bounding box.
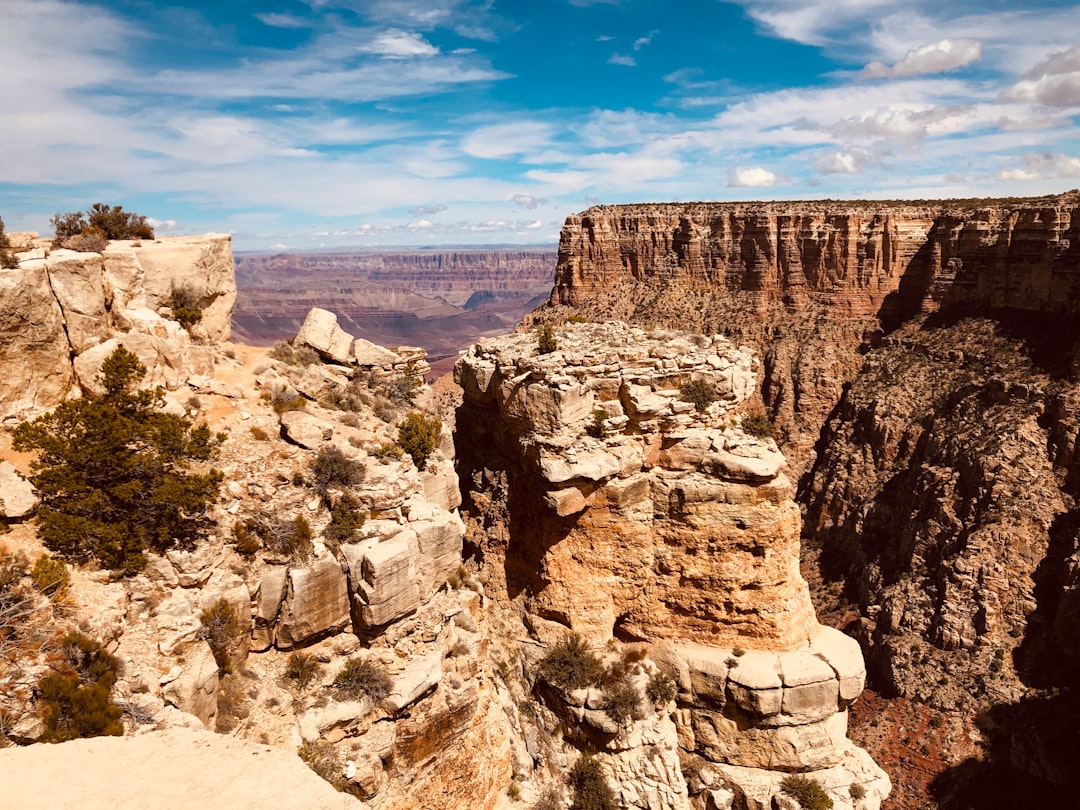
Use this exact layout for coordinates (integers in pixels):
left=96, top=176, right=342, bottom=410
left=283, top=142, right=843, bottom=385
left=0, top=232, right=235, bottom=419
left=454, top=322, right=889, bottom=809
left=534, top=192, right=1080, bottom=806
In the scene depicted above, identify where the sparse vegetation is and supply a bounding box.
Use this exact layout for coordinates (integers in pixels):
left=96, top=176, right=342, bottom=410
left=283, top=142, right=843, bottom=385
left=312, top=445, right=364, bottom=499
left=568, top=754, right=617, bottom=810
left=397, top=411, right=441, bottom=471
left=51, top=203, right=154, bottom=248
left=332, top=657, right=392, bottom=703
left=265, top=384, right=306, bottom=414
left=199, top=598, right=247, bottom=675
left=298, top=740, right=350, bottom=792
left=29, top=555, right=70, bottom=599
left=325, top=493, right=366, bottom=547
left=284, top=651, right=323, bottom=689
left=679, top=378, right=717, bottom=412
left=780, top=774, right=834, bottom=810
left=537, top=324, right=558, bottom=354
left=646, top=669, right=677, bottom=706
left=269, top=340, right=319, bottom=367
left=264, top=514, right=314, bottom=563
left=249, top=425, right=269, bottom=441
left=168, top=284, right=203, bottom=330
left=0, top=216, right=20, bottom=268
left=849, top=783, right=866, bottom=801
left=36, top=631, right=124, bottom=742
left=533, top=787, right=564, bottom=810
left=599, top=678, right=642, bottom=726
left=586, top=409, right=608, bottom=439
left=742, top=411, right=775, bottom=439
left=539, top=633, right=602, bottom=691
left=372, top=442, right=404, bottom=460
left=12, top=346, right=224, bottom=574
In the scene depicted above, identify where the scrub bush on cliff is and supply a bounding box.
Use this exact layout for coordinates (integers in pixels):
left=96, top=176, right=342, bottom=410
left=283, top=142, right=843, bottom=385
left=50, top=202, right=154, bottom=247
left=0, top=216, right=17, bottom=268
left=13, top=347, right=224, bottom=574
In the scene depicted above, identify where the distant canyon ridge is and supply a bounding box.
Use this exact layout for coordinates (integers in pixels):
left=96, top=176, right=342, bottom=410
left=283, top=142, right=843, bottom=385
left=232, top=249, right=556, bottom=376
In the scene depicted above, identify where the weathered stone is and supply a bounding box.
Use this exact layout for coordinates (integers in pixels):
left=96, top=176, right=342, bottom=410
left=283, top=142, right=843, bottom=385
left=45, top=249, right=108, bottom=352
left=345, top=534, right=422, bottom=629
left=160, top=640, right=219, bottom=728
left=353, top=337, right=402, bottom=367
left=279, top=410, right=336, bottom=449
left=385, top=649, right=442, bottom=713
left=412, top=511, right=465, bottom=597
left=0, top=461, right=38, bottom=518
left=276, top=559, right=351, bottom=648
left=295, top=364, right=349, bottom=400
left=252, top=568, right=288, bottom=652
left=295, top=307, right=354, bottom=364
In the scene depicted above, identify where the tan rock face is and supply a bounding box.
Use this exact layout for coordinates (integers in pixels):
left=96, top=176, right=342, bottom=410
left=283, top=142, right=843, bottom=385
left=0, top=234, right=235, bottom=420
left=456, top=321, right=888, bottom=803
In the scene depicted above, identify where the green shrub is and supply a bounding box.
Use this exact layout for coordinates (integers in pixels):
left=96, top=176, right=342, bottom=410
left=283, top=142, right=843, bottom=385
left=537, top=324, right=558, bottom=355
left=51, top=203, right=153, bottom=246
left=742, top=411, right=775, bottom=439
left=312, top=445, right=364, bottom=498
left=585, top=409, right=608, bottom=439
left=264, top=515, right=313, bottom=563
left=568, top=754, right=616, bottom=810
left=397, top=412, right=441, bottom=471
left=780, top=774, right=834, bottom=810
left=372, top=442, right=404, bottom=460
left=37, top=631, right=123, bottom=742
left=849, top=782, right=866, bottom=800
left=679, top=378, right=717, bottom=412
left=29, top=555, right=69, bottom=598
left=284, top=651, right=322, bottom=689
left=539, top=633, right=602, bottom=691
left=12, top=346, right=223, bottom=574
left=168, top=284, right=203, bottom=330
left=379, top=360, right=422, bottom=406
left=646, top=670, right=677, bottom=706
left=199, top=598, right=246, bottom=675
left=298, top=740, right=349, bottom=792
left=332, top=657, right=392, bottom=702
left=0, top=216, right=20, bottom=269
left=325, top=493, right=366, bottom=546
left=599, top=678, right=641, bottom=726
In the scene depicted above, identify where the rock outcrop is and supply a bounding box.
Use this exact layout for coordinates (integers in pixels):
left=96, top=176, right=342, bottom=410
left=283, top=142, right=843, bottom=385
left=0, top=234, right=235, bottom=419
left=455, top=322, right=889, bottom=809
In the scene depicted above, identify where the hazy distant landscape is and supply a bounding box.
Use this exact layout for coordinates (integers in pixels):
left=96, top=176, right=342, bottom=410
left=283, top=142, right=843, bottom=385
left=232, top=248, right=556, bottom=376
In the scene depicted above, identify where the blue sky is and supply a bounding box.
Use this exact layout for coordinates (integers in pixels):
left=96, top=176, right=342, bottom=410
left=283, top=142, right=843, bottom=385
left=1, top=0, right=1078, bottom=251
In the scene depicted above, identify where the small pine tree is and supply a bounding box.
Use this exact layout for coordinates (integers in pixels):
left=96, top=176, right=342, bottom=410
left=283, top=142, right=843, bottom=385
left=539, top=633, right=602, bottom=691
left=568, top=754, right=617, bottom=810
left=537, top=324, right=558, bottom=355
left=12, top=346, right=224, bottom=574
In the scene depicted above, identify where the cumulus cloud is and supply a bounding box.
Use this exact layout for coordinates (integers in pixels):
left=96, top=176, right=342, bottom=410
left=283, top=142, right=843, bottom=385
left=608, top=53, right=636, bottom=67
left=812, top=148, right=877, bottom=174
left=997, top=152, right=1080, bottom=181
left=408, top=204, right=446, bottom=215
left=360, top=29, right=439, bottom=58
left=728, top=166, right=783, bottom=187
left=829, top=104, right=971, bottom=142
left=1001, top=46, right=1080, bottom=107
left=860, top=38, right=981, bottom=79
left=525, top=220, right=543, bottom=229
left=510, top=193, right=543, bottom=209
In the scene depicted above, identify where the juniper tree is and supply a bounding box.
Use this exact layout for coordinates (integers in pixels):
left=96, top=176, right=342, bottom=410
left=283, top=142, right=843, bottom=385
left=13, top=347, right=224, bottom=574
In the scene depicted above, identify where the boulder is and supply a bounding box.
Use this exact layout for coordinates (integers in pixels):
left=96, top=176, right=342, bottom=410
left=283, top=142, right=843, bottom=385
left=279, top=410, right=336, bottom=449
left=0, top=461, right=38, bottom=518
left=385, top=649, right=442, bottom=713
left=276, top=559, right=351, bottom=648
left=160, top=640, right=219, bottom=728
left=45, top=249, right=108, bottom=352
left=252, top=568, right=289, bottom=652
left=353, top=337, right=402, bottom=367
left=296, top=308, right=354, bottom=364
left=344, top=534, right=422, bottom=629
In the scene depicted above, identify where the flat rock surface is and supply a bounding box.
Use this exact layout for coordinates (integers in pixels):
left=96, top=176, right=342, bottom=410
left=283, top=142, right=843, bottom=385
left=0, top=727, right=363, bottom=810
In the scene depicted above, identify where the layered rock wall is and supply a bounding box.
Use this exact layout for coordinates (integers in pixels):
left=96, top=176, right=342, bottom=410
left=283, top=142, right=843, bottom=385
left=455, top=322, right=889, bottom=809
left=0, top=234, right=235, bottom=419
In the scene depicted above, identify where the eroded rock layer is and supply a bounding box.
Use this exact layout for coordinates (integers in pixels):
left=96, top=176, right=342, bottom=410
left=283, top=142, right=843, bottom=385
left=455, top=322, right=889, bottom=809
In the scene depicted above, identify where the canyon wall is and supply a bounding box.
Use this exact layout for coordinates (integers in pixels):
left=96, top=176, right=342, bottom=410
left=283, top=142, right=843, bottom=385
left=535, top=192, right=1080, bottom=806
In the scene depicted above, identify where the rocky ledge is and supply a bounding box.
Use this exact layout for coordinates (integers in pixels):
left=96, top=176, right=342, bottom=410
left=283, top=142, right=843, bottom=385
left=455, top=321, right=890, bottom=810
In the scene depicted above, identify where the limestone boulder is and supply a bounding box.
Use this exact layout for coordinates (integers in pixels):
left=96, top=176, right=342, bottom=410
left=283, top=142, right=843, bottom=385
left=385, top=649, right=442, bottom=713
left=252, top=568, right=289, bottom=652
left=296, top=363, right=349, bottom=400
left=280, top=410, right=336, bottom=449
left=45, top=249, right=108, bottom=352
left=160, top=640, right=219, bottom=728
left=0, top=259, right=73, bottom=417
left=353, top=337, right=402, bottom=367
left=411, top=510, right=465, bottom=596
left=343, top=533, right=422, bottom=629
left=0, top=461, right=38, bottom=518
left=276, top=559, right=351, bottom=648
left=296, top=307, right=354, bottom=364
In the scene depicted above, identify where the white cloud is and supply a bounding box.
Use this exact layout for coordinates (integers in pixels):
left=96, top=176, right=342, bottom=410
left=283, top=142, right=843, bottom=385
left=256, top=12, right=311, bottom=29
left=608, top=53, right=636, bottom=67
left=360, top=29, right=439, bottom=58
left=409, top=204, right=446, bottom=215
left=462, top=121, right=555, bottom=160
left=728, top=166, right=783, bottom=187
left=595, top=35, right=614, bottom=42
left=1002, top=46, right=1080, bottom=107
left=511, top=193, right=542, bottom=209
left=812, top=149, right=877, bottom=174
left=525, top=220, right=543, bottom=229
left=633, top=30, right=659, bottom=51
left=996, top=152, right=1080, bottom=181
left=860, top=38, right=981, bottom=79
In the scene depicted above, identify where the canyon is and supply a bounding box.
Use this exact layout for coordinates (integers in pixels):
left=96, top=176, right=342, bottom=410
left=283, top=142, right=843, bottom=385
left=533, top=191, right=1080, bottom=807
left=232, top=250, right=555, bottom=377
